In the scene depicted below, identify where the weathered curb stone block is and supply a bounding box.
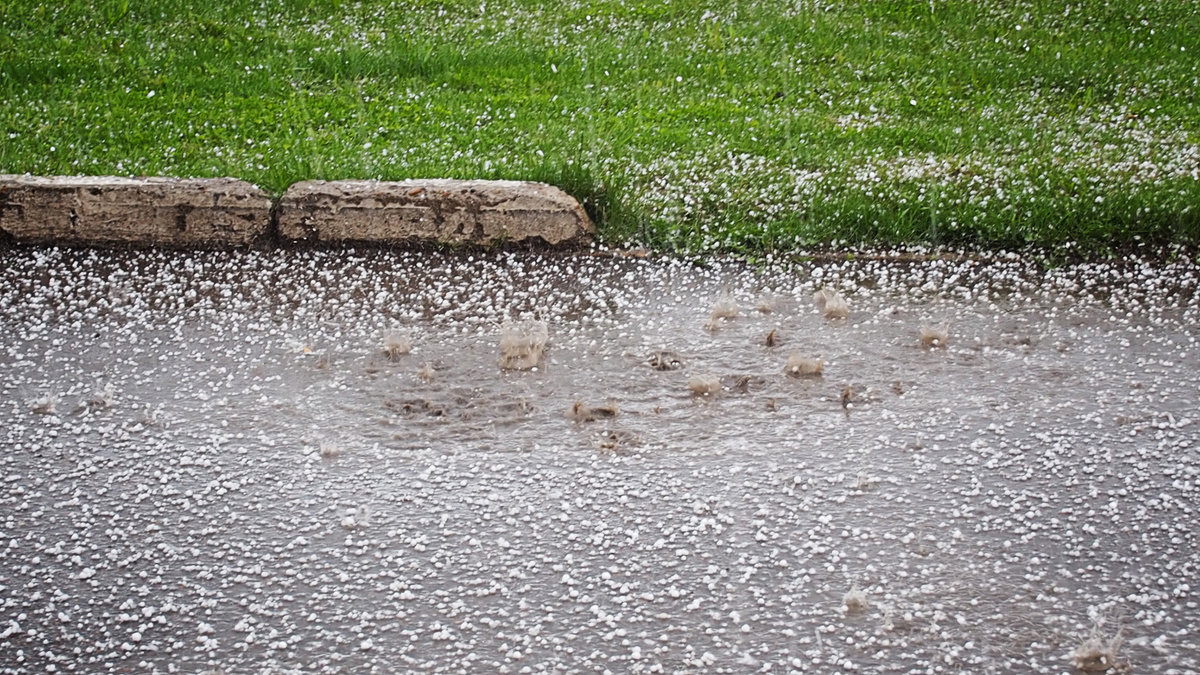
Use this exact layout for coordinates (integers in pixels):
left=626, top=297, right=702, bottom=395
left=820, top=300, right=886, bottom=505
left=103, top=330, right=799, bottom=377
left=277, top=179, right=594, bottom=247
left=0, top=175, right=272, bottom=247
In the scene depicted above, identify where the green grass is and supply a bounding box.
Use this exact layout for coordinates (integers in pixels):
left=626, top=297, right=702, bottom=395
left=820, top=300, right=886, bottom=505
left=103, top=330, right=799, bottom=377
left=2, top=0, right=1198, bottom=255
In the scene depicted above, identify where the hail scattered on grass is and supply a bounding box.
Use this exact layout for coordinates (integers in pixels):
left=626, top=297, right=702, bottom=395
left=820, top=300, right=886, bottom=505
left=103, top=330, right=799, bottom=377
left=3, top=1, right=1197, bottom=254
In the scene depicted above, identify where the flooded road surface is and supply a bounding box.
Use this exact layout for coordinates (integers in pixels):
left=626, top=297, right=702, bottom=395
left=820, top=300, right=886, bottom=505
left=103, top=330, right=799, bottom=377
left=1, top=247, right=1197, bottom=674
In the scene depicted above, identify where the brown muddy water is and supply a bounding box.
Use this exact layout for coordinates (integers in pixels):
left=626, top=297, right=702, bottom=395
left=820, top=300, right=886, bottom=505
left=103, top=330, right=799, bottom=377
left=1, top=247, right=1198, bottom=674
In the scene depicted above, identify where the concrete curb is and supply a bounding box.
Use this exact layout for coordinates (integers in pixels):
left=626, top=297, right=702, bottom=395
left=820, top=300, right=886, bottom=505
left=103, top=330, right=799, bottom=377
left=0, top=175, right=272, bottom=247
left=278, top=179, right=594, bottom=247
left=0, top=175, right=596, bottom=249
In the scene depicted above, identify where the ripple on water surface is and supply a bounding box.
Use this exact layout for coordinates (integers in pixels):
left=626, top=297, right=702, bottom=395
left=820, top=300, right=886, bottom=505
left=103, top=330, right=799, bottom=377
left=1, top=247, right=1198, bottom=673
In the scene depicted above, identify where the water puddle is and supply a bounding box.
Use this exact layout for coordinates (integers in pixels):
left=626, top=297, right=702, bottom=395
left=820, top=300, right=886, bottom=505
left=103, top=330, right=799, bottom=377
left=1, top=247, right=1197, bottom=673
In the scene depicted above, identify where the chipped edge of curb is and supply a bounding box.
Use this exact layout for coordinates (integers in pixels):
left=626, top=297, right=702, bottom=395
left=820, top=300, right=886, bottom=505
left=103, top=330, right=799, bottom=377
left=275, top=178, right=594, bottom=248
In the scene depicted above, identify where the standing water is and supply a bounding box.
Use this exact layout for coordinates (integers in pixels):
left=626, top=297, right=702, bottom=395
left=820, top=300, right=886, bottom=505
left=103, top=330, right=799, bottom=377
left=1, top=247, right=1197, bottom=673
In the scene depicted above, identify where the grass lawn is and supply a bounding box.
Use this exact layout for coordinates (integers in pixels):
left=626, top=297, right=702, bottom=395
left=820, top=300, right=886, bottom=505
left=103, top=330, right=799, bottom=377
left=2, top=0, right=1198, bottom=255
